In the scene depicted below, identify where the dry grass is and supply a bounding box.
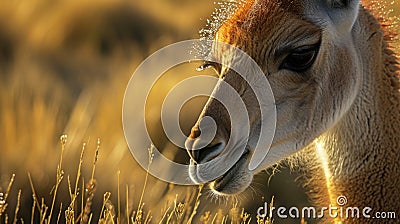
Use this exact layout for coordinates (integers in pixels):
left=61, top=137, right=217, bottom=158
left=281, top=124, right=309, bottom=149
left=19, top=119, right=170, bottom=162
left=0, top=0, right=260, bottom=221
left=0, top=134, right=264, bottom=224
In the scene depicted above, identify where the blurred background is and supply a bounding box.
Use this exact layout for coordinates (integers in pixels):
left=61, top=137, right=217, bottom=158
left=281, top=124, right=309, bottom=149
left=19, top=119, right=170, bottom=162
left=0, top=0, right=398, bottom=223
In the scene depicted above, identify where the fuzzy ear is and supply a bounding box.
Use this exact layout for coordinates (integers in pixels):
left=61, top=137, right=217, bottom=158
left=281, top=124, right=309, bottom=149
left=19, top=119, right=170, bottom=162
left=322, top=0, right=361, bottom=34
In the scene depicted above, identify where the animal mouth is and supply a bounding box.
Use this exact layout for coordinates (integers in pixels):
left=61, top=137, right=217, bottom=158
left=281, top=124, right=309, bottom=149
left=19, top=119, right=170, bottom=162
left=210, top=150, right=250, bottom=194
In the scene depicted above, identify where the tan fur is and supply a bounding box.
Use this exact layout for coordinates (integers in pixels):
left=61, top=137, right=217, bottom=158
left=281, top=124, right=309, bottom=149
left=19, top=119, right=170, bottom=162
left=292, top=3, right=400, bottom=223
left=187, top=1, right=400, bottom=222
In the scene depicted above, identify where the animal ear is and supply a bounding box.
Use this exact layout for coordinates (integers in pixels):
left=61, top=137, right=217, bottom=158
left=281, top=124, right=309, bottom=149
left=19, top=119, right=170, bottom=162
left=323, top=0, right=361, bottom=34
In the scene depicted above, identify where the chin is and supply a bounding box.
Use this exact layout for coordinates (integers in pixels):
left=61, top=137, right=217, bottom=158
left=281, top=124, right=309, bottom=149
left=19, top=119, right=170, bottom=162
left=209, top=151, right=253, bottom=195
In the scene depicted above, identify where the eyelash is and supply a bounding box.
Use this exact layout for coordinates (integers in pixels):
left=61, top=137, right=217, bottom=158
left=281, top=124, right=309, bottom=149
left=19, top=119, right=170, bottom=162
left=280, top=43, right=321, bottom=73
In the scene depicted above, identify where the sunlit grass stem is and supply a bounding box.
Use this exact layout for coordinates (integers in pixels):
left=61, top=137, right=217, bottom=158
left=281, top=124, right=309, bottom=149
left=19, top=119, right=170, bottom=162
left=48, top=135, right=67, bottom=223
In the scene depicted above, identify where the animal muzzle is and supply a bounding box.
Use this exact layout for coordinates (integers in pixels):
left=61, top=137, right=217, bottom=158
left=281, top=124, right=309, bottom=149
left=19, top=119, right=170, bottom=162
left=184, top=73, right=252, bottom=183
left=185, top=117, right=229, bottom=165
left=185, top=118, right=232, bottom=184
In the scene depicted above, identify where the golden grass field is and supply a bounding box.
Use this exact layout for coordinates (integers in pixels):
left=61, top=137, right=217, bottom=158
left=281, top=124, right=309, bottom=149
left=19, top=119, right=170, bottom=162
left=0, top=0, right=399, bottom=223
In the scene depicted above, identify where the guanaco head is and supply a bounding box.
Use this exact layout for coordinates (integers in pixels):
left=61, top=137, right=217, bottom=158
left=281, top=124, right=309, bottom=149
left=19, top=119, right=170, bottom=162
left=185, top=0, right=365, bottom=195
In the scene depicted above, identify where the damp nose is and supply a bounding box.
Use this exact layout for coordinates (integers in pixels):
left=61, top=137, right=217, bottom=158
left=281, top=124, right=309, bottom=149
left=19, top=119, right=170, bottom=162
left=185, top=116, right=227, bottom=164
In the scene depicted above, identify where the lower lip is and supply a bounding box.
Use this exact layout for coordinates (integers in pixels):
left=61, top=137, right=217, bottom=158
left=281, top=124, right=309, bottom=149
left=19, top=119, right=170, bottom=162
left=213, top=151, right=249, bottom=186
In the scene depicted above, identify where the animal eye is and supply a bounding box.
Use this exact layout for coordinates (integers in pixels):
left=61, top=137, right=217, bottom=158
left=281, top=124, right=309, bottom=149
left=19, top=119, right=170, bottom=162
left=280, top=44, right=320, bottom=72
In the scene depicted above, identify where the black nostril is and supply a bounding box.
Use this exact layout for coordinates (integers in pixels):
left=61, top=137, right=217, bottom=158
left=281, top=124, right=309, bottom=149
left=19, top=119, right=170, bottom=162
left=194, top=142, right=223, bottom=163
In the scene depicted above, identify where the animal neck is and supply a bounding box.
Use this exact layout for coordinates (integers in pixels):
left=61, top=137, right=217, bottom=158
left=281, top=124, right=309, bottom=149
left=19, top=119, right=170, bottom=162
left=315, top=7, right=400, bottom=220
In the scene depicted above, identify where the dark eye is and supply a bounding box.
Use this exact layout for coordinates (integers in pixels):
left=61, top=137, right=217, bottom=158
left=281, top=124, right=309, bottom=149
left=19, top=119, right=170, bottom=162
left=280, top=44, right=320, bottom=72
